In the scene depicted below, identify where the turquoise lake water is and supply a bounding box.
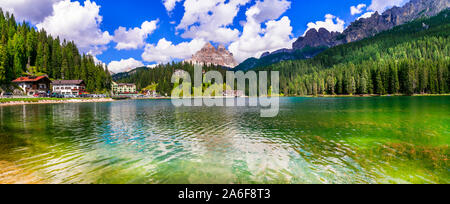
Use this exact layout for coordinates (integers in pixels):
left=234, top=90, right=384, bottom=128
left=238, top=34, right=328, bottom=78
left=0, top=97, right=448, bottom=184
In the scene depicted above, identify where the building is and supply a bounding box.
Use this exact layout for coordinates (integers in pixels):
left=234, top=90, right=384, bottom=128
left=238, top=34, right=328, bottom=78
left=224, top=90, right=245, bottom=97
left=12, top=75, right=52, bottom=96
left=112, top=81, right=137, bottom=95
left=142, top=90, right=159, bottom=97
left=52, top=80, right=86, bottom=96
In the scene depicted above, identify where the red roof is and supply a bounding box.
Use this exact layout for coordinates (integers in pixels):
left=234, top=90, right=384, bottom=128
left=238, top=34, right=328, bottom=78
left=12, top=76, right=48, bottom=83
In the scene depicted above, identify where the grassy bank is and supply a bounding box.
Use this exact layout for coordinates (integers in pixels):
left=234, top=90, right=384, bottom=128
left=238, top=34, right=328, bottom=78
left=0, top=98, right=114, bottom=106
left=0, top=98, right=72, bottom=103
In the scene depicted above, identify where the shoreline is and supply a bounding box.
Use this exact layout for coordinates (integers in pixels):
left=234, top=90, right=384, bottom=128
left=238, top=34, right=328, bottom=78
left=284, top=94, right=450, bottom=98
left=0, top=98, right=114, bottom=107
left=142, top=94, right=450, bottom=98
left=1, top=94, right=448, bottom=107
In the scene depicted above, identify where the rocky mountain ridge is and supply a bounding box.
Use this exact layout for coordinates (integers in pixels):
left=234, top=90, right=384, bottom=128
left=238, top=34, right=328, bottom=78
left=293, top=0, right=449, bottom=50
left=185, top=43, right=238, bottom=68
left=258, top=0, right=448, bottom=61
left=293, top=28, right=342, bottom=50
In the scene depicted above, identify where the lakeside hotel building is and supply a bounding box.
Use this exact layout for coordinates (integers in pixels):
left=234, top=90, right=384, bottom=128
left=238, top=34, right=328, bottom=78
left=112, top=82, right=137, bottom=95
left=52, top=80, right=86, bottom=96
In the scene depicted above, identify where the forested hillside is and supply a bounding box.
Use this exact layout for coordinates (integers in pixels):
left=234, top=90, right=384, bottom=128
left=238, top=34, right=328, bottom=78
left=257, top=10, right=450, bottom=96
left=0, top=9, right=111, bottom=93
left=117, top=10, right=450, bottom=97
left=117, top=62, right=227, bottom=96
left=235, top=46, right=327, bottom=71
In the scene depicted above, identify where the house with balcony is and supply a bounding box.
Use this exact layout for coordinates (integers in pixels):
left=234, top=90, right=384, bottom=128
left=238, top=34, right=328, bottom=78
left=112, top=81, right=137, bottom=95
left=224, top=90, right=245, bottom=97
left=12, top=75, right=52, bottom=96
left=52, top=80, right=86, bottom=96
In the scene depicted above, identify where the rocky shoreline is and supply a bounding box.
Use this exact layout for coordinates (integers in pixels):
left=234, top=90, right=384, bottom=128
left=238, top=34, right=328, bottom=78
left=0, top=98, right=114, bottom=107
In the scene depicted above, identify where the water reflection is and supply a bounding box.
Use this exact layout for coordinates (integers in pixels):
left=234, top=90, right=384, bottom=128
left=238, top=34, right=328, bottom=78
left=0, top=97, right=448, bottom=184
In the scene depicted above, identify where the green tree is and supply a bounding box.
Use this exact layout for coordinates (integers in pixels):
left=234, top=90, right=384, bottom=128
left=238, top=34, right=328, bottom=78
left=12, top=33, right=26, bottom=76
left=0, top=44, right=7, bottom=83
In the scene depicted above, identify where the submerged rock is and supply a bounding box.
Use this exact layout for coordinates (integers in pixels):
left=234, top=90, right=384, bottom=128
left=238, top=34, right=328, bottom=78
left=0, top=161, right=43, bottom=184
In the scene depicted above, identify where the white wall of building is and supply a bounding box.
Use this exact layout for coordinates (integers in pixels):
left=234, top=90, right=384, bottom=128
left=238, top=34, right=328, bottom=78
left=53, top=85, right=84, bottom=95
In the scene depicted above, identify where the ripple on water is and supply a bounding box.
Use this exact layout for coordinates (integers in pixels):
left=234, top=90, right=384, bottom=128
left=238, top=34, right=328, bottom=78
left=0, top=97, right=448, bottom=184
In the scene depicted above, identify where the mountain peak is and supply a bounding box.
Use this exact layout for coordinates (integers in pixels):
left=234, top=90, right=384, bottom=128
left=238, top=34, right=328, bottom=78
left=217, top=44, right=226, bottom=52
left=185, top=43, right=238, bottom=68
left=293, top=0, right=449, bottom=50
left=293, top=27, right=340, bottom=50
left=237, top=0, right=449, bottom=71
left=203, top=42, right=215, bottom=49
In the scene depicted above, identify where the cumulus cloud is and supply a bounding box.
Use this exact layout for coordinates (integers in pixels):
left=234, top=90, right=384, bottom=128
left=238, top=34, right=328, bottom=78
left=107, top=58, right=144, bottom=73
left=36, top=0, right=113, bottom=55
left=141, top=38, right=206, bottom=64
left=357, top=11, right=376, bottom=20
left=175, top=0, right=250, bottom=44
left=162, top=0, right=183, bottom=12
left=0, top=0, right=62, bottom=24
left=368, top=0, right=409, bottom=13
left=147, top=64, right=158, bottom=69
left=304, top=14, right=345, bottom=35
left=92, top=55, right=103, bottom=64
left=350, top=4, right=366, bottom=15
left=113, top=20, right=159, bottom=50
left=147, top=0, right=294, bottom=63
left=248, top=0, right=291, bottom=23
left=228, top=0, right=294, bottom=62
left=145, top=0, right=294, bottom=64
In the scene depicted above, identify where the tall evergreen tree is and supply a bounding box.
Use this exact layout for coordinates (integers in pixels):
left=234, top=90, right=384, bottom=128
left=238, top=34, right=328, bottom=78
left=0, top=44, right=7, bottom=83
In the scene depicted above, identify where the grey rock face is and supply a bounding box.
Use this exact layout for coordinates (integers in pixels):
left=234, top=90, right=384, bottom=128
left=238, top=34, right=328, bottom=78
left=292, top=0, right=449, bottom=50
left=186, top=43, right=238, bottom=68
left=293, top=28, right=341, bottom=50
left=260, top=48, right=293, bottom=58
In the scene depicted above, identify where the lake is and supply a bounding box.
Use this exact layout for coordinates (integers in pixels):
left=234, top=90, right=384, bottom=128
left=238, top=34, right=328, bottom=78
left=0, top=97, right=448, bottom=184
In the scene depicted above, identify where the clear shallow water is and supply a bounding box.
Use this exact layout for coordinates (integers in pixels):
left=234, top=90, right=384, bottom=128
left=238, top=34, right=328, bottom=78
left=0, top=97, right=448, bottom=184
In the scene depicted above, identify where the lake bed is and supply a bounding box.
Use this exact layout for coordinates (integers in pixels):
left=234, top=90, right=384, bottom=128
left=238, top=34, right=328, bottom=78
left=0, top=97, right=448, bottom=184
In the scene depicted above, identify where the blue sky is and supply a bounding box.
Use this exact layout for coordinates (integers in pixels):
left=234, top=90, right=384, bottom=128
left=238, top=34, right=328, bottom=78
left=0, top=0, right=409, bottom=72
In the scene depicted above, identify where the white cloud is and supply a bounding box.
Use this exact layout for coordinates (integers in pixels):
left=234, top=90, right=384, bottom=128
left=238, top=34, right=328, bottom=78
left=91, top=55, right=107, bottom=69
left=304, top=14, right=345, bottom=35
left=147, top=64, right=158, bottom=69
left=92, top=55, right=102, bottom=64
left=176, top=0, right=250, bottom=44
left=350, top=4, right=366, bottom=15
left=230, top=17, right=294, bottom=62
left=113, top=20, right=159, bottom=50
left=141, top=38, right=206, bottom=64
left=144, top=0, right=294, bottom=64
left=368, top=0, right=409, bottom=13
left=107, top=58, right=144, bottom=73
left=228, top=0, right=294, bottom=63
left=357, top=11, right=376, bottom=20
left=36, top=0, right=112, bottom=55
left=0, top=0, right=62, bottom=24
left=247, top=0, right=291, bottom=23
left=162, top=0, right=183, bottom=12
